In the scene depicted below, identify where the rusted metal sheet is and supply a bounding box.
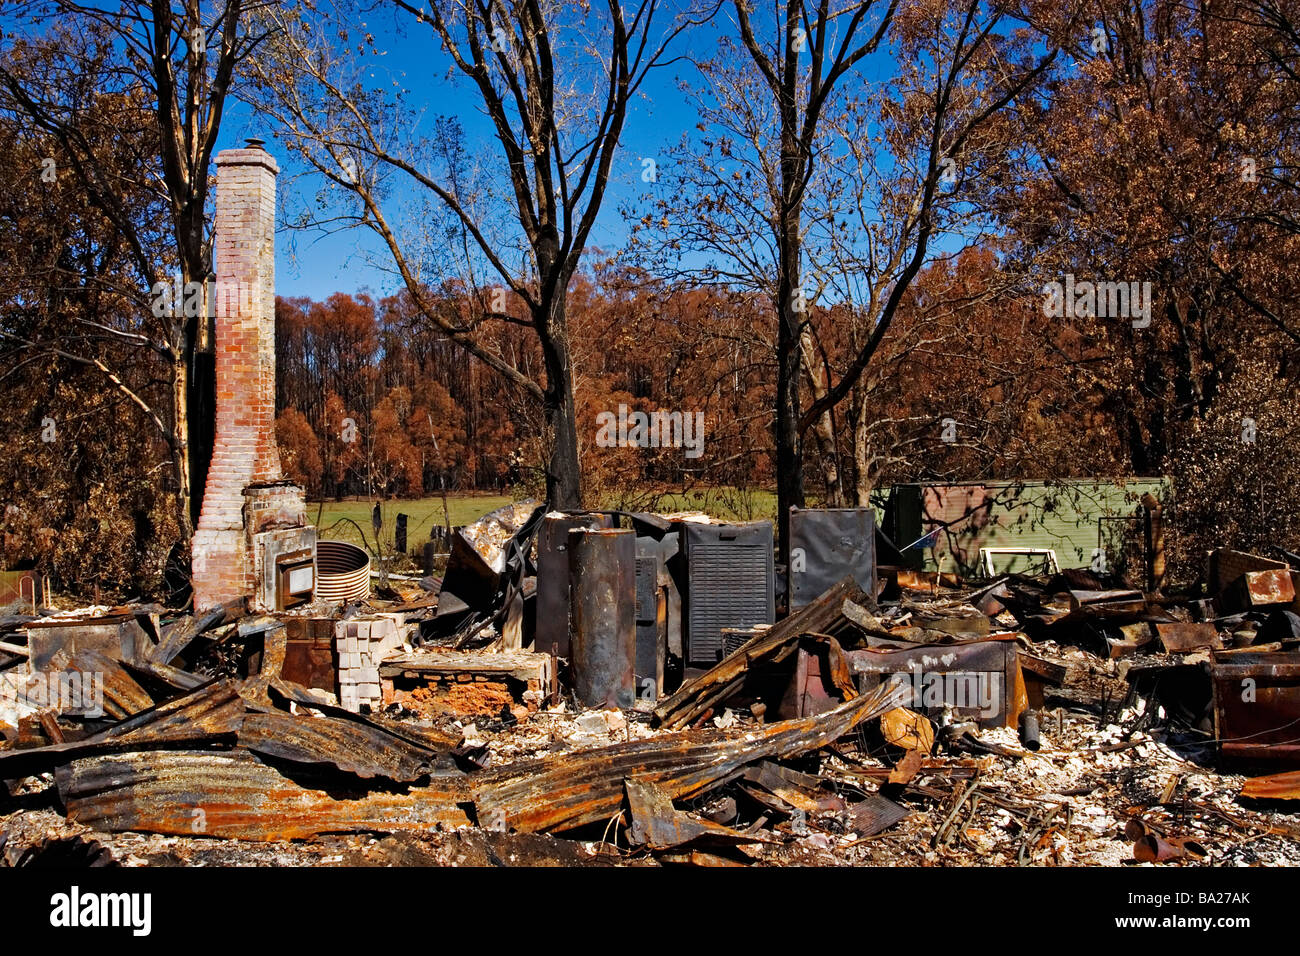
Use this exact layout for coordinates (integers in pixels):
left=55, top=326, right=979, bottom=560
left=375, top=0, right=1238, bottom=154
left=1133, top=833, right=1207, bottom=863
left=1208, top=549, right=1288, bottom=595
left=1211, top=652, right=1300, bottom=761
left=236, top=710, right=452, bottom=782
left=740, top=761, right=846, bottom=813
left=149, top=598, right=245, bottom=666
left=266, top=678, right=464, bottom=757
left=776, top=635, right=858, bottom=719
left=1233, top=569, right=1296, bottom=609
left=536, top=512, right=614, bottom=658
left=0, top=679, right=244, bottom=779
left=848, top=638, right=1027, bottom=729
left=281, top=617, right=337, bottom=691
left=46, top=646, right=153, bottom=719
left=624, top=777, right=765, bottom=850
left=1239, top=770, right=1300, bottom=800
left=26, top=618, right=147, bottom=671
left=654, top=576, right=871, bottom=730
left=55, top=750, right=471, bottom=841
left=474, top=684, right=899, bottom=834
left=1156, top=622, right=1220, bottom=653
left=568, top=528, right=636, bottom=709
left=844, top=792, right=910, bottom=837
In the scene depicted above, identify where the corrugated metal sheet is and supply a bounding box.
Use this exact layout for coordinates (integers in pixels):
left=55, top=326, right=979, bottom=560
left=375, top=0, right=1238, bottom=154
left=0, top=679, right=244, bottom=779
left=56, top=750, right=472, bottom=840
left=236, top=711, right=455, bottom=782
left=472, top=685, right=898, bottom=833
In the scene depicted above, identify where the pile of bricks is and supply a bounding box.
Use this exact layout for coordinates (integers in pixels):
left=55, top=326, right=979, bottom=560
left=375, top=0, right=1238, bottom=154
left=334, top=614, right=407, bottom=712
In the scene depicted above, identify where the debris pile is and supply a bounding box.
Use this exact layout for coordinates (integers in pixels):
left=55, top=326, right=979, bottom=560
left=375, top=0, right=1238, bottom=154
left=3, top=513, right=1300, bottom=867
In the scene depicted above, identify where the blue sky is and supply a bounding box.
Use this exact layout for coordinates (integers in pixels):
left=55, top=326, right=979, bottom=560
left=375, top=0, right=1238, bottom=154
left=220, top=7, right=732, bottom=301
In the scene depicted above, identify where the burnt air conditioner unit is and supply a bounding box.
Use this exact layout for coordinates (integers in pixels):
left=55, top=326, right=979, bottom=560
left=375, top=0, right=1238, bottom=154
left=788, top=507, right=877, bottom=609
left=682, top=520, right=774, bottom=666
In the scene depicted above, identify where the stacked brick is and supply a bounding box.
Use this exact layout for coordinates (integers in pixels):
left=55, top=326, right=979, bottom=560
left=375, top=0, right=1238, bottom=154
left=335, top=614, right=407, bottom=712
left=192, top=145, right=285, bottom=612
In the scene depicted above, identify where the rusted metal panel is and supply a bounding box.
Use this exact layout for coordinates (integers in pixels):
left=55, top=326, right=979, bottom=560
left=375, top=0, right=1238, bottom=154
left=0, top=679, right=244, bottom=780
left=55, top=750, right=471, bottom=841
left=236, top=710, right=452, bottom=782
left=847, top=638, right=1027, bottom=729
left=26, top=620, right=144, bottom=671
left=1211, top=652, right=1300, bottom=761
left=1156, top=622, right=1220, bottom=653
left=52, top=687, right=893, bottom=842
left=624, top=777, right=765, bottom=850
left=654, top=576, right=870, bottom=730
left=1234, top=569, right=1296, bottom=609
left=1207, top=549, right=1288, bottom=595
left=281, top=617, right=337, bottom=691
left=1239, top=770, right=1300, bottom=800
left=536, top=512, right=613, bottom=658
left=845, top=792, right=910, bottom=837
left=473, top=684, right=899, bottom=834
left=46, top=646, right=153, bottom=719
left=568, top=528, right=636, bottom=709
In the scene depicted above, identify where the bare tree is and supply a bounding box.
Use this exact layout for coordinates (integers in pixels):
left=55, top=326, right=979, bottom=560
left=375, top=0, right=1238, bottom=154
left=0, top=0, right=272, bottom=535
left=630, top=0, right=1059, bottom=559
left=249, top=0, right=713, bottom=507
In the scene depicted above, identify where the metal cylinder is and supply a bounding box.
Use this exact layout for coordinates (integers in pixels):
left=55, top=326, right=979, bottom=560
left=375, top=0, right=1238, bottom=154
left=536, top=513, right=614, bottom=657
left=1134, top=834, right=1185, bottom=863
left=1019, top=711, right=1041, bottom=751
left=568, top=528, right=636, bottom=709
left=315, top=540, right=371, bottom=604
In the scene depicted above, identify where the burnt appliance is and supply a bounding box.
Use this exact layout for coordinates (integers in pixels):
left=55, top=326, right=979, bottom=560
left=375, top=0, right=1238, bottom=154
left=788, top=507, right=877, bottom=609
left=681, top=520, right=775, bottom=666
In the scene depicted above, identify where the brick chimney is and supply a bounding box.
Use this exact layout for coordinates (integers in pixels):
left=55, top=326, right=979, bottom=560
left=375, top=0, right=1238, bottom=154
left=191, top=143, right=315, bottom=612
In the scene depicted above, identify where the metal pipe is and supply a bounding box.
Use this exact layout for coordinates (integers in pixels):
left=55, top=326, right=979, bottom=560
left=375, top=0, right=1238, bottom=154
left=1019, top=710, right=1041, bottom=751
left=568, top=528, right=636, bottom=709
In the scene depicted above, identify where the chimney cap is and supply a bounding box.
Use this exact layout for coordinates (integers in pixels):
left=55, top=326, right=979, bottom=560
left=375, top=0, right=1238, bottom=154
left=244, top=137, right=266, bottom=150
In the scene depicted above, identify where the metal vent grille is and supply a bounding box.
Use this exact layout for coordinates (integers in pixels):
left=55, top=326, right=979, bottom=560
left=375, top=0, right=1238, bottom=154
left=687, top=541, right=773, bottom=663
left=635, top=556, right=657, bottom=622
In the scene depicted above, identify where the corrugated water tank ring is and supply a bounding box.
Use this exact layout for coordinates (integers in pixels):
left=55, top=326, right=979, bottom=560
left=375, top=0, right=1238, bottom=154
left=315, top=540, right=371, bottom=604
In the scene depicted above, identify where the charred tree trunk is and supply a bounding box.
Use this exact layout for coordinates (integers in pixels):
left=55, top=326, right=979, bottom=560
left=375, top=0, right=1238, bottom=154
left=538, top=293, right=582, bottom=510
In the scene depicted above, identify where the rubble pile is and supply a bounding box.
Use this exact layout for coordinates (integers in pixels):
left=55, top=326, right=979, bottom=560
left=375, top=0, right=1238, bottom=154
left=3, top=508, right=1300, bottom=867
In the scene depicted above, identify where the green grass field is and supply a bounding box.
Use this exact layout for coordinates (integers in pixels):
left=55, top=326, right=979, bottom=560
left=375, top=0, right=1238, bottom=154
left=310, top=494, right=514, bottom=553
left=309, top=489, right=782, bottom=556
